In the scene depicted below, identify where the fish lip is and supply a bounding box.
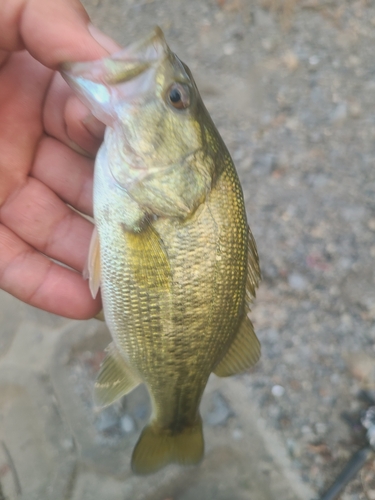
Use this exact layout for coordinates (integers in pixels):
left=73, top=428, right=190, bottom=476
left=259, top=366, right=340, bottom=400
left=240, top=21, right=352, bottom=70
left=61, top=26, right=168, bottom=84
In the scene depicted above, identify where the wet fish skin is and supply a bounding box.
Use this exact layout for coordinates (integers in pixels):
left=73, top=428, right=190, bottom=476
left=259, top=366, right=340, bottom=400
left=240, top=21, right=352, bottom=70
left=61, top=27, right=261, bottom=475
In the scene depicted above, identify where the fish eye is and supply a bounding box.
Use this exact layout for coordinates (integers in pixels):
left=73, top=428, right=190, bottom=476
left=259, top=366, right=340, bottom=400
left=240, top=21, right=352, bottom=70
left=167, top=83, right=190, bottom=110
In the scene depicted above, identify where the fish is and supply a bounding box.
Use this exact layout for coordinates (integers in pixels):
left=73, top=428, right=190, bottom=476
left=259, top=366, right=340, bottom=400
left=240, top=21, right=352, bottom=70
left=61, top=27, right=261, bottom=475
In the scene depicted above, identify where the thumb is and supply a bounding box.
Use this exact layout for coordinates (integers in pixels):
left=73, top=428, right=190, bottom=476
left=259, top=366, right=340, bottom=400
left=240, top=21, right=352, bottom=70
left=0, top=0, right=119, bottom=68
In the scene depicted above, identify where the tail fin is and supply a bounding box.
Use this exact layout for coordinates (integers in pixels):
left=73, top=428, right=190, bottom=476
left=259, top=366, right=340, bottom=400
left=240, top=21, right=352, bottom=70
left=131, top=418, right=204, bottom=475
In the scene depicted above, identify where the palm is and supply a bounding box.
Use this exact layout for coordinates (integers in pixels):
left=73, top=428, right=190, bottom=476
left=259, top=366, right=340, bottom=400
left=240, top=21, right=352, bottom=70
left=0, top=51, right=103, bottom=318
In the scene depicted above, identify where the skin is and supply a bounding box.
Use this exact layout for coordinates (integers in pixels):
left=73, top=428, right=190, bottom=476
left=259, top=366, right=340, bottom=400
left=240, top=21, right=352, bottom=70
left=0, top=0, right=121, bottom=318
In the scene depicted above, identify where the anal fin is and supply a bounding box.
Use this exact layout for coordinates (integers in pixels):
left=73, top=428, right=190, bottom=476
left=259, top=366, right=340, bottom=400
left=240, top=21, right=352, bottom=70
left=214, top=313, right=260, bottom=377
left=94, top=342, right=142, bottom=408
left=213, top=225, right=262, bottom=378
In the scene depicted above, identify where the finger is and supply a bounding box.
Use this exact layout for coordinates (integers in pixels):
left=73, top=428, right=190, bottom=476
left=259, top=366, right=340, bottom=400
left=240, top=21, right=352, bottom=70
left=0, top=224, right=101, bottom=319
left=0, top=0, right=113, bottom=67
left=43, top=73, right=104, bottom=156
left=0, top=177, right=93, bottom=273
left=0, top=49, right=10, bottom=68
left=65, top=96, right=105, bottom=146
left=31, top=136, right=94, bottom=217
left=0, top=51, right=50, bottom=205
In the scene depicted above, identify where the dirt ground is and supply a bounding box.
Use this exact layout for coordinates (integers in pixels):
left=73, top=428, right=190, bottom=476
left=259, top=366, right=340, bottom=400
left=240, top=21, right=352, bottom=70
left=1, top=0, right=375, bottom=499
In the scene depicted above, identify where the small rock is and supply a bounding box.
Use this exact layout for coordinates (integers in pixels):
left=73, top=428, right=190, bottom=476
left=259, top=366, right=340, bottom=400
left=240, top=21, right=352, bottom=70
left=347, top=352, right=375, bottom=385
left=288, top=273, right=308, bottom=291
left=309, top=55, right=320, bottom=66
left=206, top=391, right=233, bottom=426
left=331, top=102, right=348, bottom=123
left=223, top=42, right=235, bottom=55
left=232, top=428, right=243, bottom=440
left=233, top=148, right=245, bottom=162
left=349, top=101, right=362, bottom=118
left=283, top=51, right=299, bottom=71
left=133, top=403, right=148, bottom=420
left=272, top=385, right=285, bottom=397
left=120, top=415, right=136, bottom=434
left=315, top=422, right=327, bottom=435
left=261, top=38, right=277, bottom=52
left=95, top=408, right=119, bottom=433
left=287, top=438, right=302, bottom=458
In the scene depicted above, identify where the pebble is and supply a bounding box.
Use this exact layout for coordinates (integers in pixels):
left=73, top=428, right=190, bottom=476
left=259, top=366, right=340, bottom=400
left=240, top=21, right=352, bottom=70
left=272, top=385, right=285, bottom=397
left=309, top=55, right=320, bottom=66
left=261, top=37, right=277, bottom=52
left=206, top=391, right=233, bottom=426
left=95, top=408, right=118, bottom=433
left=288, top=273, right=308, bottom=291
left=232, top=429, right=243, bottom=440
left=223, top=42, right=235, bottom=55
left=348, top=101, right=362, bottom=118
left=283, top=51, right=299, bottom=71
left=315, top=423, right=327, bottom=435
left=330, top=102, right=348, bottom=123
left=133, top=402, right=149, bottom=420
left=120, top=415, right=136, bottom=434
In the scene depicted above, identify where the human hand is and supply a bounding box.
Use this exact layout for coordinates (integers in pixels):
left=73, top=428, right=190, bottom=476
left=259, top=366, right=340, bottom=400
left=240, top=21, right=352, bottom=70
left=0, top=0, right=119, bottom=319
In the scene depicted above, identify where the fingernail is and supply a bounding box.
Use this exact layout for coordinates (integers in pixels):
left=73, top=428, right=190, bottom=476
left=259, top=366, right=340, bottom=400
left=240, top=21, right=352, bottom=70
left=88, top=24, right=121, bottom=53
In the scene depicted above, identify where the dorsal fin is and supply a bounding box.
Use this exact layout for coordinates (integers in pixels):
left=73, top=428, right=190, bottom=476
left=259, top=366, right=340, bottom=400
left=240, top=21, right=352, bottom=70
left=214, top=226, right=261, bottom=377
left=245, top=226, right=261, bottom=300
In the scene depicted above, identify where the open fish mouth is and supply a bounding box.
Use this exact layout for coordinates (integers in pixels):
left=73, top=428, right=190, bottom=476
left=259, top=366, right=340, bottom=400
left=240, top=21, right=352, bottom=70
left=60, top=27, right=169, bottom=125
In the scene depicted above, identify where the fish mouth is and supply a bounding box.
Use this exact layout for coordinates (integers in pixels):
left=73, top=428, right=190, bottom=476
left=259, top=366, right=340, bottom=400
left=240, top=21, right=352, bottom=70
left=61, top=27, right=168, bottom=84
left=60, top=27, right=169, bottom=124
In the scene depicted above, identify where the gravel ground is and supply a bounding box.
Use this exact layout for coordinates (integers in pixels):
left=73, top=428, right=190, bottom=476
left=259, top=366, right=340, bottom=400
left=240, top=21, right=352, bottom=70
left=2, top=1, right=375, bottom=499
left=80, top=0, right=375, bottom=497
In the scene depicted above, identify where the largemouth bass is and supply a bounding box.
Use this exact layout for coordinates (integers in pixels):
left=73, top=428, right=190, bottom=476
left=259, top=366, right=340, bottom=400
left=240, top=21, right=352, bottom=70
left=61, top=27, right=261, bottom=475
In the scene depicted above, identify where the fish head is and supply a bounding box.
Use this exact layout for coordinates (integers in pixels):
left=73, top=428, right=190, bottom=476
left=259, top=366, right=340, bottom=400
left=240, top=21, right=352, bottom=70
left=61, top=27, right=220, bottom=217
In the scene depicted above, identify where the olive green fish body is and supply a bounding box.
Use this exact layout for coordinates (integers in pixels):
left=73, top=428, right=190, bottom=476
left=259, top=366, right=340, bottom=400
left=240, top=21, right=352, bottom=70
left=61, top=27, right=261, bottom=475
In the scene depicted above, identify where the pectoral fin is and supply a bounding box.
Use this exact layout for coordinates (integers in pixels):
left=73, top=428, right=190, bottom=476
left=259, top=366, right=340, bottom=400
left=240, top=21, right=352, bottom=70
left=94, top=343, right=142, bottom=408
left=214, top=313, right=260, bottom=377
left=84, top=226, right=101, bottom=299
left=126, top=220, right=171, bottom=290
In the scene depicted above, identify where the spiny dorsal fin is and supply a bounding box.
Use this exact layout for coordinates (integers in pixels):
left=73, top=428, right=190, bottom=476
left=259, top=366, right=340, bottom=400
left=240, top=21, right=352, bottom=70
left=131, top=417, right=204, bottom=475
left=213, top=313, right=260, bottom=377
left=94, top=342, right=142, bottom=408
left=246, top=226, right=261, bottom=301
left=84, top=226, right=101, bottom=299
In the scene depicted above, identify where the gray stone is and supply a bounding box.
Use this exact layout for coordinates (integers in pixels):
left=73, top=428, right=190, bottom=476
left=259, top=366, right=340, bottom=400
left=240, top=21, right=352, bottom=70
left=205, top=391, right=234, bottom=426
